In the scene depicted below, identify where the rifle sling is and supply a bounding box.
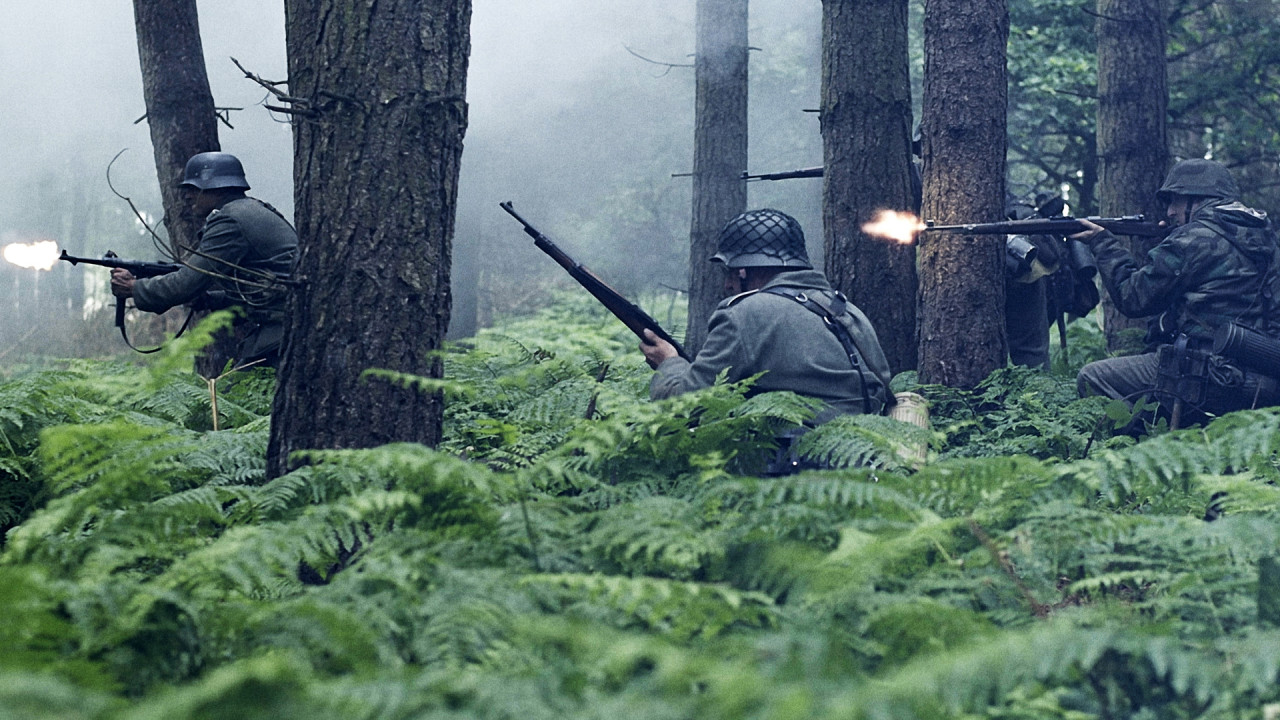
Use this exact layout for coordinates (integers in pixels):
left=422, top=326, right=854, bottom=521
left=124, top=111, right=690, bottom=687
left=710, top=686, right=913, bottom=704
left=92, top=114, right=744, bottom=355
left=763, top=287, right=875, bottom=414
left=120, top=302, right=197, bottom=354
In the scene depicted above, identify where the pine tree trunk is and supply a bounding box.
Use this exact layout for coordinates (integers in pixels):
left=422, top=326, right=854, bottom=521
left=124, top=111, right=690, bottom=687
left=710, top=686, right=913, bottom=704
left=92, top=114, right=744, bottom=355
left=820, top=0, right=918, bottom=373
left=685, top=0, right=749, bottom=356
left=1096, top=0, right=1168, bottom=353
left=268, top=0, right=470, bottom=477
left=918, top=0, right=1009, bottom=388
left=132, top=0, right=219, bottom=262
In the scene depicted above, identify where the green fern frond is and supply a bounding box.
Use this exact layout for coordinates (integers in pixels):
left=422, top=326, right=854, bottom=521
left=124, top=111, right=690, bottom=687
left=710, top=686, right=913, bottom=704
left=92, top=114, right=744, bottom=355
left=522, top=572, right=777, bottom=640
left=795, top=413, right=934, bottom=472
left=579, top=495, right=722, bottom=579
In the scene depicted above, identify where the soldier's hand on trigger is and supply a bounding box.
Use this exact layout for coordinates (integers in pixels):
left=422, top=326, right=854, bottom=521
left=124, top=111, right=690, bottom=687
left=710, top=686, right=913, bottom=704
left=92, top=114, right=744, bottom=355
left=110, top=269, right=136, bottom=298
left=640, top=329, right=679, bottom=369
left=1067, top=218, right=1106, bottom=244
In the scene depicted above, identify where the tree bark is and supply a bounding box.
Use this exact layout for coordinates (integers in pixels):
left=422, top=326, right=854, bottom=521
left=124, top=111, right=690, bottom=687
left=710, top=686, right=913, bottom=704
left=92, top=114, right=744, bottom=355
left=918, top=0, right=1009, bottom=388
left=132, top=0, right=219, bottom=262
left=685, top=0, right=749, bottom=356
left=268, top=0, right=470, bottom=477
left=133, top=1, right=239, bottom=377
left=1096, top=0, right=1168, bottom=353
left=820, top=0, right=918, bottom=373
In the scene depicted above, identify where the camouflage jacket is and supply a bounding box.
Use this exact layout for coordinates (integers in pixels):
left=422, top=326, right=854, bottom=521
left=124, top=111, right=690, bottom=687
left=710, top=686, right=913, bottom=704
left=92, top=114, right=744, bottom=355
left=651, top=269, right=893, bottom=415
left=134, top=196, right=298, bottom=359
left=1090, top=199, right=1279, bottom=344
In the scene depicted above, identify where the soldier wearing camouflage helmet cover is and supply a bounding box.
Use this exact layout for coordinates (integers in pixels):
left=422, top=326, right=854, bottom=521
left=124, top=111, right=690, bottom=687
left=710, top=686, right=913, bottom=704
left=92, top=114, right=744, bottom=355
left=1072, top=159, right=1280, bottom=424
left=110, top=152, right=298, bottom=367
left=640, top=209, right=894, bottom=420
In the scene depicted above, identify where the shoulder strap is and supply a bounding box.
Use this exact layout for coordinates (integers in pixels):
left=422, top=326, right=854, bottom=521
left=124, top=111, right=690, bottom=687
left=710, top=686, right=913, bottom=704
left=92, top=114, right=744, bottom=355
left=763, top=287, right=883, bottom=414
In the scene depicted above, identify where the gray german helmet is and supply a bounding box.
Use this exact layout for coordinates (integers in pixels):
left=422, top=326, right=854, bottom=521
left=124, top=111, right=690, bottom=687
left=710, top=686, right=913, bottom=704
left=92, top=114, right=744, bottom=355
left=711, top=209, right=812, bottom=269
left=1156, top=159, right=1239, bottom=204
left=179, top=152, right=250, bottom=191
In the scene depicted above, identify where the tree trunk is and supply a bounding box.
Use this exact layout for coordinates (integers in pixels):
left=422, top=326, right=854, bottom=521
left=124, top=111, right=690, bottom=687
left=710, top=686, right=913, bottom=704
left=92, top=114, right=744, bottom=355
left=133, top=0, right=238, bottom=377
left=268, top=0, right=470, bottom=477
left=685, top=0, right=749, bottom=356
left=918, top=0, right=1009, bottom=388
left=1096, top=0, right=1168, bottom=354
left=132, top=0, right=219, bottom=261
left=820, top=0, right=917, bottom=373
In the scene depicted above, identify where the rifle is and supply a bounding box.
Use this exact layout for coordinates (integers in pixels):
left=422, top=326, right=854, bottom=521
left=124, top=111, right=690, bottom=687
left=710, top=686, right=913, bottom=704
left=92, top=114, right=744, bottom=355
left=922, top=215, right=1169, bottom=238
left=59, top=250, right=182, bottom=351
left=741, top=166, right=823, bottom=182
left=499, top=202, right=690, bottom=360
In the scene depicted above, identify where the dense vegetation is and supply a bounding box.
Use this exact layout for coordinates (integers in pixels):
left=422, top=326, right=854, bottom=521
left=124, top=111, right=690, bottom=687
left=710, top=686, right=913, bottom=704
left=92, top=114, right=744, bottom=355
left=2, top=299, right=1279, bottom=719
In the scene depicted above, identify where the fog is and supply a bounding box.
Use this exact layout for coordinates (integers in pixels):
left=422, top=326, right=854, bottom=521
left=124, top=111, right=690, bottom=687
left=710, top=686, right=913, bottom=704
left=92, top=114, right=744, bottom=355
left=0, top=1, right=824, bottom=354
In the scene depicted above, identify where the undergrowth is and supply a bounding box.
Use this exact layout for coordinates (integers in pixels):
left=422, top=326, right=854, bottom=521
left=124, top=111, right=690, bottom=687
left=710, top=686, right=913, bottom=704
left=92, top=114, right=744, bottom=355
left=1, top=297, right=1278, bottom=719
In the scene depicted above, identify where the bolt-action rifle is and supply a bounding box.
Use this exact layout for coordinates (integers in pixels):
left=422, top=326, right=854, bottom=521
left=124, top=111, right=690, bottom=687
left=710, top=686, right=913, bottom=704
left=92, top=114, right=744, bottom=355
left=922, top=215, right=1169, bottom=238
left=59, top=250, right=182, bottom=350
left=500, top=202, right=690, bottom=361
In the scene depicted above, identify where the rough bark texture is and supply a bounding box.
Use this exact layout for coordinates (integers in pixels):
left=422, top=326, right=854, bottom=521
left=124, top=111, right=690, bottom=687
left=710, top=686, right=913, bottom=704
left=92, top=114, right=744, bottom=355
left=820, top=0, right=918, bottom=373
left=918, top=0, right=1009, bottom=388
left=268, top=1, right=470, bottom=477
left=685, top=0, right=749, bottom=356
left=1096, top=0, right=1168, bottom=353
left=132, top=0, right=220, bottom=261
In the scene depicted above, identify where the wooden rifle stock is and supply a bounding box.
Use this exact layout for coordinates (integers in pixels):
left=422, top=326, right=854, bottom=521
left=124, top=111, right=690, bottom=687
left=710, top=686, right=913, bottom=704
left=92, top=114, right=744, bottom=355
left=500, top=202, right=690, bottom=360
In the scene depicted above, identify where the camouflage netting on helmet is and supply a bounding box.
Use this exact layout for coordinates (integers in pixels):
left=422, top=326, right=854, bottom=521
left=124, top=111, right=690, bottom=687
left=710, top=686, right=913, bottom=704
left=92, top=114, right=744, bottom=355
left=1157, top=159, right=1240, bottom=204
left=712, top=209, right=812, bottom=269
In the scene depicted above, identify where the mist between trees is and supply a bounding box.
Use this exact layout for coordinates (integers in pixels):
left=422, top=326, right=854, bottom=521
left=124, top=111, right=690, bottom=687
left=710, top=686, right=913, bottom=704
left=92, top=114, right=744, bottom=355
left=0, top=0, right=1275, bottom=360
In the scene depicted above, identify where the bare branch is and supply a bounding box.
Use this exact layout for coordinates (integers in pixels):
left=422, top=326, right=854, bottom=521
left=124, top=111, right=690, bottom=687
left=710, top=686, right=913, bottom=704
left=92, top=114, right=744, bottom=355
left=105, top=149, right=172, bottom=259
left=623, top=45, right=692, bottom=76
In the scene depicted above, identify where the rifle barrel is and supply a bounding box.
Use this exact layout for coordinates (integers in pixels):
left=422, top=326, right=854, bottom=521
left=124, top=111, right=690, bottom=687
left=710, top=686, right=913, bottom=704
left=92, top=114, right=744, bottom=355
left=500, top=202, right=690, bottom=360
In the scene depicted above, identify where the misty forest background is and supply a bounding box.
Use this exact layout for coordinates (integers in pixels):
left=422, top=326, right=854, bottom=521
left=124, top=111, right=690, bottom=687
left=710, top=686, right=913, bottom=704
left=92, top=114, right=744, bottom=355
left=3, top=1, right=1280, bottom=719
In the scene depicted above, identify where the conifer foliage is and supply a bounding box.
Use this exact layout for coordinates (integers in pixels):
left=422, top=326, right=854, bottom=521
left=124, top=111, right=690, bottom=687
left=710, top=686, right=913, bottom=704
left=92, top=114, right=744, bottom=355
left=2, top=300, right=1280, bottom=718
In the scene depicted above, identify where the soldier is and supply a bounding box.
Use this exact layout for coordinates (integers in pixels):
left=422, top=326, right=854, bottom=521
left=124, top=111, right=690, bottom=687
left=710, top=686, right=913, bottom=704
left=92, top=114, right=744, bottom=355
left=1072, top=159, right=1280, bottom=424
left=110, top=152, right=298, bottom=368
left=640, top=209, right=894, bottom=420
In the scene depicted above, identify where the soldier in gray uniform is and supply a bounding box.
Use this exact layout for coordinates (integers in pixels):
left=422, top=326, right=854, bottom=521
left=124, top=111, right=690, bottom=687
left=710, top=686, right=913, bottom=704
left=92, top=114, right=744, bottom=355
left=1073, top=159, right=1280, bottom=422
left=110, top=152, right=298, bottom=367
left=640, top=209, right=893, bottom=418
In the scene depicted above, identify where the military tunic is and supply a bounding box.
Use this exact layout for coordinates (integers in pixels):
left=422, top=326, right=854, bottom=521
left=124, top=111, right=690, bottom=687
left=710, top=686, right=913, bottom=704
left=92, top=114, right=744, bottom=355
left=133, top=196, right=297, bottom=362
left=651, top=269, right=893, bottom=415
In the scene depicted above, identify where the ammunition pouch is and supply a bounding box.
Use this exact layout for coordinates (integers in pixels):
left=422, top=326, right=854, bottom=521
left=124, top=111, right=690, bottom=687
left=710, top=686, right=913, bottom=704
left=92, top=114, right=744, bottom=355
left=1004, top=235, right=1038, bottom=279
left=1156, top=335, right=1210, bottom=409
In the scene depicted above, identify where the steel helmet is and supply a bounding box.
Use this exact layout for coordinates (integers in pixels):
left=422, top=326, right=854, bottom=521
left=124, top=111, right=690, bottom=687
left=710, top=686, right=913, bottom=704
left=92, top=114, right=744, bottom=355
left=712, top=209, right=812, bottom=269
left=1156, top=159, right=1239, bottom=205
left=180, top=152, right=250, bottom=191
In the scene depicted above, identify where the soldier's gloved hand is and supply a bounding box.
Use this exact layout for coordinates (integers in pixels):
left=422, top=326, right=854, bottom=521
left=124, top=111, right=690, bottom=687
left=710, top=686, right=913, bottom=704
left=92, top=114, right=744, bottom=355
left=1068, top=218, right=1106, bottom=244
left=640, top=329, right=679, bottom=369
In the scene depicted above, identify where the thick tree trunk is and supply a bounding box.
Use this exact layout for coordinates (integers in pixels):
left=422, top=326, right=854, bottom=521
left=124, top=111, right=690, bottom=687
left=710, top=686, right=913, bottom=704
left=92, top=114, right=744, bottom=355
left=268, top=0, right=470, bottom=477
left=820, top=0, right=917, bottom=373
left=918, top=0, right=1009, bottom=388
left=132, top=0, right=219, bottom=261
left=685, top=0, right=749, bottom=356
left=1096, top=0, right=1168, bottom=353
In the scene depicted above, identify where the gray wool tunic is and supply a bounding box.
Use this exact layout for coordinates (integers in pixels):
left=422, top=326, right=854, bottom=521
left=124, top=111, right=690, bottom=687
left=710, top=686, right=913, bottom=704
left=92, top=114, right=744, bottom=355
left=651, top=269, right=893, bottom=416
left=134, top=196, right=297, bottom=361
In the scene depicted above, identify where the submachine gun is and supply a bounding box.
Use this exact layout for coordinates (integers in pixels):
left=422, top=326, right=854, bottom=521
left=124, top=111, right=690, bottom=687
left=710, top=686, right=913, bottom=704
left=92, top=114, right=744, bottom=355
left=59, top=250, right=182, bottom=351
left=500, top=202, right=690, bottom=361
